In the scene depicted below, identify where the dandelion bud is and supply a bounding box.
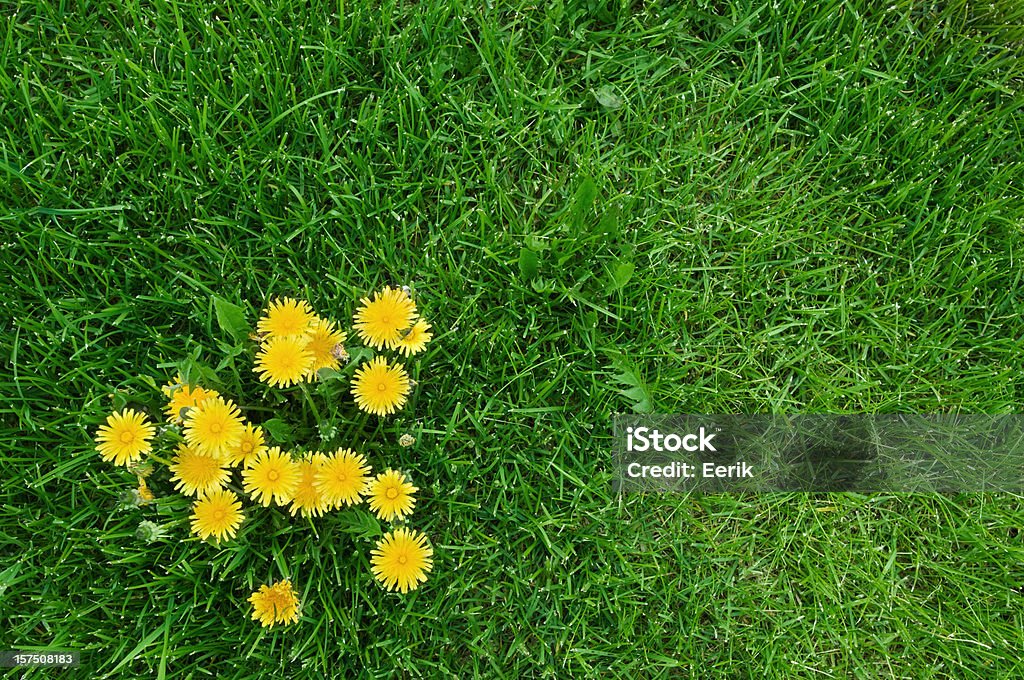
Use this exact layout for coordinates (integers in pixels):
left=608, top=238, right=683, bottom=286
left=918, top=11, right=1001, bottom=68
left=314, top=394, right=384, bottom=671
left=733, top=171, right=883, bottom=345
left=135, top=520, right=168, bottom=543
left=319, top=422, right=339, bottom=442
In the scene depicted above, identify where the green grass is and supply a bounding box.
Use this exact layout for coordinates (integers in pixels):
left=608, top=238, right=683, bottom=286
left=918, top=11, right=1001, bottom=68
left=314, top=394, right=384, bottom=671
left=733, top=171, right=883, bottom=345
left=2, top=0, right=1024, bottom=676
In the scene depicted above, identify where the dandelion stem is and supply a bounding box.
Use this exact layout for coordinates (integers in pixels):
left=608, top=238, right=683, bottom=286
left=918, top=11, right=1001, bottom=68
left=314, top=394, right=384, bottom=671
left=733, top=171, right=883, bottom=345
left=299, top=383, right=322, bottom=429
left=148, top=453, right=172, bottom=467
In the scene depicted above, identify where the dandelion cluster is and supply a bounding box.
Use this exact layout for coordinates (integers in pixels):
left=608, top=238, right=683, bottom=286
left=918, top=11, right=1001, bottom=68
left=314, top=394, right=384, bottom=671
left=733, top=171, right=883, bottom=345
left=91, top=288, right=437, bottom=629
left=349, top=286, right=432, bottom=417
left=252, top=297, right=349, bottom=388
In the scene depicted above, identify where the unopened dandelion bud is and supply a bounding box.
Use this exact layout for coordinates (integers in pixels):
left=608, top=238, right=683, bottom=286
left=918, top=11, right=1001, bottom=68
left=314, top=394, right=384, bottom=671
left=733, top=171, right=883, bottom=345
left=319, top=422, right=339, bottom=441
left=135, top=520, right=168, bottom=543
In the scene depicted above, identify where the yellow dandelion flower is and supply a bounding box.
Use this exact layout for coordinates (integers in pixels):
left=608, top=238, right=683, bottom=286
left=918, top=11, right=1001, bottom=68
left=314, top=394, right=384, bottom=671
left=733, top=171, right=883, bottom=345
left=248, top=579, right=301, bottom=628
left=254, top=335, right=314, bottom=388
left=189, top=489, right=244, bottom=542
left=366, top=469, right=417, bottom=521
left=304, top=317, right=348, bottom=376
left=256, top=297, right=315, bottom=339
left=353, top=286, right=417, bottom=349
left=95, top=408, right=156, bottom=467
left=314, top=448, right=371, bottom=508
left=288, top=454, right=331, bottom=517
left=351, top=356, right=411, bottom=417
left=370, top=528, right=433, bottom=594
left=183, top=396, right=245, bottom=459
left=242, top=447, right=300, bottom=507
left=225, top=423, right=268, bottom=468
left=169, top=443, right=230, bottom=497
left=163, top=375, right=220, bottom=424
left=395, top=319, right=433, bottom=357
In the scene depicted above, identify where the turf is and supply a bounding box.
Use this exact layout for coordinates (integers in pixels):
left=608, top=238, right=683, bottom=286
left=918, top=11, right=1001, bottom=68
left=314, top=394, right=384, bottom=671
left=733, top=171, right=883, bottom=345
left=2, top=0, right=1024, bottom=677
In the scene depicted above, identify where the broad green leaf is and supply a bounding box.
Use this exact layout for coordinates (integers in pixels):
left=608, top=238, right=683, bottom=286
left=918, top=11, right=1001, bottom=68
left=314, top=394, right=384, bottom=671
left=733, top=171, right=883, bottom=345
left=606, top=260, right=635, bottom=293
left=216, top=340, right=245, bottom=358
left=597, top=204, right=619, bottom=237
left=316, top=367, right=345, bottom=382
left=571, top=177, right=598, bottom=229
left=262, top=418, right=294, bottom=443
left=213, top=296, right=249, bottom=343
left=519, top=247, right=540, bottom=280
left=349, top=346, right=375, bottom=364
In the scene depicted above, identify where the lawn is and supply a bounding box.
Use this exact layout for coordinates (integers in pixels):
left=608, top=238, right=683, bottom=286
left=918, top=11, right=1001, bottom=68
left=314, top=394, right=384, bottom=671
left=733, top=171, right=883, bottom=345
left=2, top=0, right=1023, bottom=677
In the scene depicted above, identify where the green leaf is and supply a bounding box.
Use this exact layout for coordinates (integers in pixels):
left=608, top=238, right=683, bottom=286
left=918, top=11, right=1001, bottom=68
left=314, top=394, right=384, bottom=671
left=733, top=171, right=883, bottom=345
left=571, top=177, right=598, bottom=230
left=606, top=260, right=635, bottom=293
left=597, top=204, right=620, bottom=237
left=531, top=276, right=559, bottom=294
left=333, top=510, right=382, bottom=540
left=215, top=341, right=245, bottom=372
left=177, top=349, right=220, bottom=388
left=178, top=350, right=199, bottom=385
left=593, top=86, right=623, bottom=110
left=0, top=562, right=23, bottom=597
left=524, top=234, right=550, bottom=251
left=213, top=296, right=249, bottom=343
left=555, top=248, right=575, bottom=268
left=262, top=418, right=294, bottom=443
left=519, top=247, right=540, bottom=281
left=349, top=346, right=375, bottom=364
left=608, top=355, right=654, bottom=413
left=316, top=367, right=345, bottom=382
